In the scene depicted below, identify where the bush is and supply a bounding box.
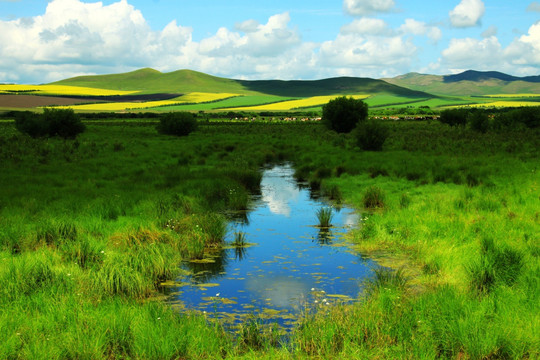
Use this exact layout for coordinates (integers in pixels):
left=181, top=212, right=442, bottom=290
left=43, top=108, right=85, bottom=139
left=322, top=96, right=368, bottom=133
left=157, top=112, right=198, bottom=136
left=14, top=111, right=48, bottom=138
left=354, top=119, right=389, bottom=151
left=14, top=108, right=85, bottom=139
left=468, top=111, right=490, bottom=133
left=439, top=109, right=469, bottom=127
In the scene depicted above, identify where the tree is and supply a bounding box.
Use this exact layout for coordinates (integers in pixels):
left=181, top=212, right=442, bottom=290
left=157, top=112, right=198, bottom=136
left=322, top=96, right=368, bottom=133
left=14, top=108, right=85, bottom=139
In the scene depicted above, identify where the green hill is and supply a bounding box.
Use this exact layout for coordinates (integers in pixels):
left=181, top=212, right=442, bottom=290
left=52, top=68, right=250, bottom=95
left=52, top=68, right=431, bottom=98
left=384, top=71, right=540, bottom=96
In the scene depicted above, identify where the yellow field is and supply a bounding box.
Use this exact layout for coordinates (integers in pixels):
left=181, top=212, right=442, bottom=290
left=51, top=92, right=241, bottom=111
left=0, top=84, right=138, bottom=96
left=484, top=94, right=540, bottom=98
left=227, top=94, right=370, bottom=111
left=460, top=101, right=540, bottom=108
left=177, top=92, right=240, bottom=103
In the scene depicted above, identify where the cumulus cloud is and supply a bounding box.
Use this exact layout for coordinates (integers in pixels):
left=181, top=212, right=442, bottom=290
left=318, top=19, right=417, bottom=78
left=436, top=22, right=540, bottom=75
left=343, top=0, right=395, bottom=16
left=341, top=18, right=390, bottom=35
left=527, top=1, right=540, bottom=12
left=449, top=0, right=485, bottom=28
left=481, top=25, right=497, bottom=38
left=0, top=0, right=193, bottom=82
left=199, top=13, right=300, bottom=57
left=399, top=19, right=442, bottom=41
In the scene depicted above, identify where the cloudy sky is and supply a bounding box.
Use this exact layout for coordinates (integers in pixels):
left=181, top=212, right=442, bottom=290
left=1, top=0, right=539, bottom=84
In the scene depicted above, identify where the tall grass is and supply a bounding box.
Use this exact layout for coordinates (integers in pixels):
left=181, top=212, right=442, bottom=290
left=0, top=120, right=538, bottom=358
left=316, top=207, right=333, bottom=227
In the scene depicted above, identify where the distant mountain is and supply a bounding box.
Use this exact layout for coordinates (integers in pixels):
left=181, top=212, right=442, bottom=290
left=52, top=68, right=431, bottom=98
left=383, top=70, right=540, bottom=96
left=443, top=70, right=540, bottom=83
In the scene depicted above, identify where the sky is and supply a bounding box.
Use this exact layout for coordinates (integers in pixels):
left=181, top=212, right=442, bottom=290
left=0, top=0, right=539, bottom=84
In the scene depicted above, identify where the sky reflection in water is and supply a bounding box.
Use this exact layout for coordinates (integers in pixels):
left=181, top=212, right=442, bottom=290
left=172, top=164, right=379, bottom=326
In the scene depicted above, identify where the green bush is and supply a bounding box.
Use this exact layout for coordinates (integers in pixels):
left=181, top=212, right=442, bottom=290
left=15, top=108, right=85, bottom=139
left=439, top=109, right=469, bottom=127
left=468, top=111, right=490, bottom=133
left=354, top=120, right=389, bottom=151
left=322, top=96, right=368, bottom=133
left=157, top=112, right=198, bottom=136
left=14, top=111, right=48, bottom=138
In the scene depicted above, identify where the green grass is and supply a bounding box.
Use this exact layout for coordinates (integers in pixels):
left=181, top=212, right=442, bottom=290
left=0, top=119, right=538, bottom=358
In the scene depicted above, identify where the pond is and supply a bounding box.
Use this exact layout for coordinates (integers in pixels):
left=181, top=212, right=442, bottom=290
left=168, top=164, right=380, bottom=327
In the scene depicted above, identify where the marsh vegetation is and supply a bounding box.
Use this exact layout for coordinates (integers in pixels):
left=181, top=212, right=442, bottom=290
left=0, top=115, right=538, bottom=359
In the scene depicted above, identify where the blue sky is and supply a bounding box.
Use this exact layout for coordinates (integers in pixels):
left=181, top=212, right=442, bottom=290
left=1, top=0, right=539, bottom=83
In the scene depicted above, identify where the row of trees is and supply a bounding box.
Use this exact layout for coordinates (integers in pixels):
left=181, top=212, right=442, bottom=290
left=440, top=107, right=539, bottom=133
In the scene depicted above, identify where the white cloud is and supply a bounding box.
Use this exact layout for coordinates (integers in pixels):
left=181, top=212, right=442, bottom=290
left=399, top=19, right=442, bottom=41
left=343, top=0, right=395, bottom=16
left=505, top=22, right=540, bottom=69
left=199, top=12, right=300, bottom=58
left=449, top=0, right=485, bottom=28
left=527, top=1, right=540, bottom=12
left=0, top=0, right=193, bottom=82
left=436, top=22, right=540, bottom=75
left=481, top=25, right=497, bottom=38
left=318, top=22, right=417, bottom=78
left=341, top=18, right=390, bottom=35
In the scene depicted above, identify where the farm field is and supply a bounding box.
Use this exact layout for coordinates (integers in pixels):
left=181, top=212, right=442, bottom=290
left=0, top=117, right=538, bottom=359
left=1, top=68, right=539, bottom=113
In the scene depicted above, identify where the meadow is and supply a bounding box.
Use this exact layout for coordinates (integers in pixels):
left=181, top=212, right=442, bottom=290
left=0, top=116, right=538, bottom=359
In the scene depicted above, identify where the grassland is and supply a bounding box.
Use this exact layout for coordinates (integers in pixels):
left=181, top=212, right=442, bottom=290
left=0, top=117, right=538, bottom=359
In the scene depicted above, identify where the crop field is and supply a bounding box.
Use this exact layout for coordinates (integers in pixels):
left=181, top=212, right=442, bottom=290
left=0, top=117, right=538, bottom=359
left=227, top=94, right=370, bottom=111
left=0, top=84, right=137, bottom=97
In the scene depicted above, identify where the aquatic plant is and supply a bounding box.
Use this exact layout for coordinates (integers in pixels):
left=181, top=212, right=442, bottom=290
left=231, top=231, right=247, bottom=247
left=316, top=207, right=333, bottom=228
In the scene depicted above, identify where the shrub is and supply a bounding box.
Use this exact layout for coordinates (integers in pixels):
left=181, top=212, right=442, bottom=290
left=354, top=119, right=389, bottom=151
left=322, top=96, right=368, bottom=133
left=439, top=109, right=469, bottom=127
left=14, top=108, right=85, bottom=139
left=468, top=111, right=490, bottom=133
left=157, top=112, right=198, bottom=136
left=14, top=111, right=48, bottom=138
left=43, top=108, right=85, bottom=139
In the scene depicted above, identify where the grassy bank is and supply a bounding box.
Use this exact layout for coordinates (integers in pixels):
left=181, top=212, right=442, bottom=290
left=0, top=119, right=538, bottom=358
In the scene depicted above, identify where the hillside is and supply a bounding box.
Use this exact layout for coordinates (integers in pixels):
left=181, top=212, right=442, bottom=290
left=384, top=70, right=540, bottom=96
left=52, top=68, right=431, bottom=98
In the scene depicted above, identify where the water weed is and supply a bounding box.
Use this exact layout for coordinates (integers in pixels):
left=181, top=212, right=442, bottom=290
left=316, top=207, right=333, bottom=228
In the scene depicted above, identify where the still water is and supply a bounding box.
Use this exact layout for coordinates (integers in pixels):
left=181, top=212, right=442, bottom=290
left=170, top=164, right=379, bottom=326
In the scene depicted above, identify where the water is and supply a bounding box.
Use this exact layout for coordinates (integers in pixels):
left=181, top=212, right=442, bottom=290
left=168, top=164, right=379, bottom=327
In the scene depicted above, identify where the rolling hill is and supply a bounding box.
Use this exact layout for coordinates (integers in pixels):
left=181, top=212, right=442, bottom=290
left=383, top=70, right=540, bottom=96
left=52, top=68, right=432, bottom=99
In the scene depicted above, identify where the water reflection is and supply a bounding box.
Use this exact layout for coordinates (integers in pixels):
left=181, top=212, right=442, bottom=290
left=314, top=228, right=333, bottom=245
left=172, top=164, right=379, bottom=326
